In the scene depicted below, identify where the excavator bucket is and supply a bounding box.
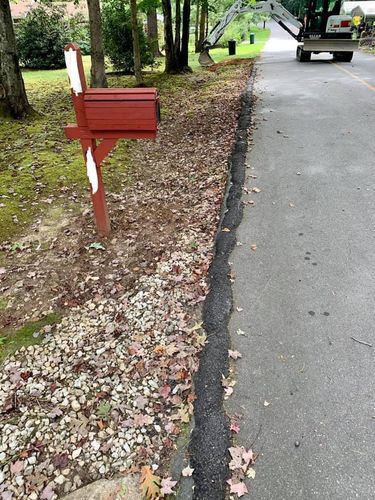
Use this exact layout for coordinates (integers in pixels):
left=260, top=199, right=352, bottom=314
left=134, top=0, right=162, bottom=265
left=199, top=49, right=215, bottom=67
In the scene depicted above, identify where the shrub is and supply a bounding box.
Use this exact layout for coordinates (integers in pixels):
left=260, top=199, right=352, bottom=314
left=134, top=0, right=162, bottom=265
left=68, top=14, right=91, bottom=55
left=102, top=0, right=155, bottom=73
left=16, top=5, right=70, bottom=69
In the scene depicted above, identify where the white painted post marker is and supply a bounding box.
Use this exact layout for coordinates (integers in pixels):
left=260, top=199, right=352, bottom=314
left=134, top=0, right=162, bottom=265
left=64, top=48, right=83, bottom=96
left=86, top=147, right=98, bottom=194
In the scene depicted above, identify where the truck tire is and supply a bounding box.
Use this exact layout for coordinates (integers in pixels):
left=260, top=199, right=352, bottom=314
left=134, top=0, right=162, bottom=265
left=296, top=46, right=311, bottom=62
left=333, top=51, right=353, bottom=62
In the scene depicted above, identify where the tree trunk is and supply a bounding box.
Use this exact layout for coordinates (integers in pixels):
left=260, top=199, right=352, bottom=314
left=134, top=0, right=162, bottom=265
left=174, top=0, right=181, bottom=62
left=130, top=0, right=144, bottom=85
left=0, top=0, right=33, bottom=118
left=194, top=1, right=200, bottom=52
left=87, top=0, right=107, bottom=88
left=161, top=0, right=179, bottom=73
left=180, top=0, right=191, bottom=70
left=147, top=8, right=162, bottom=57
left=197, top=2, right=207, bottom=52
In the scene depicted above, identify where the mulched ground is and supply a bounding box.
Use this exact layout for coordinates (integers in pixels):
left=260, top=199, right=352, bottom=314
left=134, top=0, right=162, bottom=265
left=0, top=61, right=253, bottom=500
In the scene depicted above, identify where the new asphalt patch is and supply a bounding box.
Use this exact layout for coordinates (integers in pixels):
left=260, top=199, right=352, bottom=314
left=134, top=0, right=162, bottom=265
left=189, top=70, right=255, bottom=500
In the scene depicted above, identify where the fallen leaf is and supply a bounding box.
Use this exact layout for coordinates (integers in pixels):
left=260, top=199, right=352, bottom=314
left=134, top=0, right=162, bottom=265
left=159, top=385, right=171, bottom=399
left=228, top=447, right=243, bottom=470
left=224, top=387, right=234, bottom=397
left=289, top=203, right=295, bottom=208
left=236, top=307, right=243, bottom=312
left=242, top=448, right=256, bottom=467
left=252, top=187, right=261, bottom=193
left=86, top=242, right=106, bottom=251
left=250, top=244, right=257, bottom=251
left=182, top=465, right=194, bottom=477
left=222, top=228, right=231, bottom=232
left=237, top=329, right=246, bottom=336
left=0, top=268, right=6, bottom=275
left=263, top=401, right=270, bottom=407
left=10, top=460, right=24, bottom=475
left=230, top=422, right=240, bottom=433
left=52, top=453, right=69, bottom=469
left=190, top=322, right=203, bottom=331
left=247, top=467, right=256, bottom=479
left=228, top=350, right=242, bottom=360
left=134, top=414, right=154, bottom=427
left=40, top=485, right=55, bottom=500
left=160, top=477, right=177, bottom=495
left=140, top=466, right=161, bottom=499
left=227, top=478, right=248, bottom=497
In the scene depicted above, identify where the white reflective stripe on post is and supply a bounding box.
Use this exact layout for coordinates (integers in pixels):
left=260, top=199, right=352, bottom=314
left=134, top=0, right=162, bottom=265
left=64, top=48, right=83, bottom=96
left=86, top=147, right=98, bottom=194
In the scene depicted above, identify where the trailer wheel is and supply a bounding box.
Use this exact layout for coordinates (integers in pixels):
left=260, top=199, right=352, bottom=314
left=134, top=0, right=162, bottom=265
left=332, top=51, right=353, bottom=62
left=296, top=46, right=311, bottom=62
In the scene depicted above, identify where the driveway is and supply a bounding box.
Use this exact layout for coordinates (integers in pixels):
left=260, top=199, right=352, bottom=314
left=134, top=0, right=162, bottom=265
left=227, top=21, right=375, bottom=499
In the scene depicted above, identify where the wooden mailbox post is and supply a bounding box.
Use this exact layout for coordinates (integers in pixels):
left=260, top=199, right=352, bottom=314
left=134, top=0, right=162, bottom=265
left=63, top=43, right=159, bottom=236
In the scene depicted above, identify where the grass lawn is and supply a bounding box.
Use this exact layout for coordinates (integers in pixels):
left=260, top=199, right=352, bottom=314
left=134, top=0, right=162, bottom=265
left=0, top=27, right=270, bottom=245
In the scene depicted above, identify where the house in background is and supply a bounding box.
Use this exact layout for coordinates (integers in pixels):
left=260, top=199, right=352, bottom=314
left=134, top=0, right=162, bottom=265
left=11, top=0, right=88, bottom=22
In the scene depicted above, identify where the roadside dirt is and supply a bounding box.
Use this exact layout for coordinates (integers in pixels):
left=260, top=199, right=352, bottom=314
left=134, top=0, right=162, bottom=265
left=0, top=61, right=253, bottom=343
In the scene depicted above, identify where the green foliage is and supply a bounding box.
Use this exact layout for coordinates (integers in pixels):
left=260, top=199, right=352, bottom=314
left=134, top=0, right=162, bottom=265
left=68, top=14, right=91, bottom=55
left=96, top=401, right=112, bottom=420
left=102, top=0, right=155, bottom=73
left=16, top=5, right=70, bottom=69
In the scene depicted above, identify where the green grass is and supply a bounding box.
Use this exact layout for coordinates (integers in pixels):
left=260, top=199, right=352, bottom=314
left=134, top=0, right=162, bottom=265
left=189, top=27, right=270, bottom=69
left=0, top=312, right=61, bottom=363
left=0, top=28, right=269, bottom=243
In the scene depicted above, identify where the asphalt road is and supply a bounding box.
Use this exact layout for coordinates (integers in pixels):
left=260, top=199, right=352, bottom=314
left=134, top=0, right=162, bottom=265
left=227, top=23, right=375, bottom=499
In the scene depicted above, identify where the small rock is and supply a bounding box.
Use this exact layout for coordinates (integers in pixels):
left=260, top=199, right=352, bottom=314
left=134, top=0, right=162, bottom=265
left=55, top=474, right=66, bottom=485
left=72, top=448, right=82, bottom=459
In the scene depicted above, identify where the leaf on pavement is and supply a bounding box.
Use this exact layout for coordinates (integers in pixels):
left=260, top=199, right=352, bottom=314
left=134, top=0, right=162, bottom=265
left=237, top=329, right=246, bottom=336
left=252, top=187, right=261, bottom=193
left=250, top=244, right=257, bottom=251
left=140, top=466, right=161, bottom=499
left=160, top=477, right=177, bottom=495
left=222, top=228, right=231, bottom=232
left=228, top=350, right=242, bottom=360
left=182, top=465, right=194, bottom=477
left=229, top=446, right=244, bottom=470
left=247, top=467, right=256, bottom=479
left=242, top=448, right=256, bottom=467
left=230, top=422, right=240, bottom=434
left=227, top=478, right=248, bottom=497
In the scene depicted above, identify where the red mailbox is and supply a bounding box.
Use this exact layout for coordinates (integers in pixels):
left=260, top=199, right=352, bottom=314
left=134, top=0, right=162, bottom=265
left=63, top=43, right=159, bottom=236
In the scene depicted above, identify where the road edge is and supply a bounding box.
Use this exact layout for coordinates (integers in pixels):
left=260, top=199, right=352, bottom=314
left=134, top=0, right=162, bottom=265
left=189, top=69, right=255, bottom=500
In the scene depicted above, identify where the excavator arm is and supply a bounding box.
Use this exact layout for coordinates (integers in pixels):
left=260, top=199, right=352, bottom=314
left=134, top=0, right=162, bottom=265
left=199, top=0, right=303, bottom=66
